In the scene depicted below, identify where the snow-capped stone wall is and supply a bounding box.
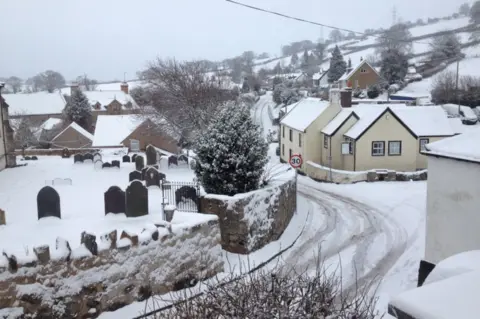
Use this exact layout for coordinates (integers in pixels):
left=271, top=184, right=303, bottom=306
left=0, top=219, right=223, bottom=319
left=199, top=171, right=296, bottom=254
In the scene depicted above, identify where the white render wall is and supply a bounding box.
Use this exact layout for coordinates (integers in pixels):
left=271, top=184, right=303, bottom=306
left=425, top=156, right=480, bottom=264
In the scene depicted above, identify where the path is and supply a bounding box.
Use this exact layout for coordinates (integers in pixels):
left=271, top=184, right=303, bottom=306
left=252, top=96, right=409, bottom=292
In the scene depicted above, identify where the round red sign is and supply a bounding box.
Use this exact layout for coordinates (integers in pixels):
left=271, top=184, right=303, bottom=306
left=289, top=154, right=302, bottom=168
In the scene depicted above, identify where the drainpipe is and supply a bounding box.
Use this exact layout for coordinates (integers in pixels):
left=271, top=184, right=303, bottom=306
left=329, top=137, right=332, bottom=182
left=0, top=83, right=7, bottom=167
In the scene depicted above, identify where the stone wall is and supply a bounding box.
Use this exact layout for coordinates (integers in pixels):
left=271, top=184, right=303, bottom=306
left=0, top=219, right=224, bottom=319
left=306, top=161, right=427, bottom=184
left=14, top=148, right=101, bottom=156
left=199, top=173, right=296, bottom=254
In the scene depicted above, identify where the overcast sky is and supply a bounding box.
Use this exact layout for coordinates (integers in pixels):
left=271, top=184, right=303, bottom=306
left=0, top=0, right=462, bottom=81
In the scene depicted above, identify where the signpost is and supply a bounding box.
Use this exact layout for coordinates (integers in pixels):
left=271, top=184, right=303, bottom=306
left=289, top=154, right=302, bottom=169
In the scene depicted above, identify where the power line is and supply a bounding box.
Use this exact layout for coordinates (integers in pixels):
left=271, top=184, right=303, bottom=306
left=225, top=0, right=433, bottom=45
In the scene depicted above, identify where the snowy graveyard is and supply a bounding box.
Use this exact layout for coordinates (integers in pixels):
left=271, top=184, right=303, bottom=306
left=0, top=148, right=202, bottom=266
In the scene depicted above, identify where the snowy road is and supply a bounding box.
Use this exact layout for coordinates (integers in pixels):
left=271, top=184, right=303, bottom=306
left=252, top=96, right=410, bottom=293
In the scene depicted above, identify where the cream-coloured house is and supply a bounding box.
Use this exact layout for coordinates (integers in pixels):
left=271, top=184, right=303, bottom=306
left=320, top=104, right=455, bottom=172
left=279, top=93, right=342, bottom=171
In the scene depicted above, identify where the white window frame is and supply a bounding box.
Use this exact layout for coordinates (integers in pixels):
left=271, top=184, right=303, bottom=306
left=372, top=141, right=385, bottom=156
left=388, top=141, right=402, bottom=156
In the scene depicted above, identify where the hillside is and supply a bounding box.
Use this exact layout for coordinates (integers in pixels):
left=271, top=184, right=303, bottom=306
left=253, top=16, right=478, bottom=74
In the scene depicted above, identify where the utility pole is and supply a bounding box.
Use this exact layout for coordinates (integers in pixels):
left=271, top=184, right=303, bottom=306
left=455, top=60, right=460, bottom=115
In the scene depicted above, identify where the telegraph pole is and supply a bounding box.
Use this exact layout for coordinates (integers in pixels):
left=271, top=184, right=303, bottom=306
left=455, top=60, right=460, bottom=114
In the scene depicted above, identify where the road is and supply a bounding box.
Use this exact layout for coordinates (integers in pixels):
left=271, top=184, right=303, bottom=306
left=252, top=96, right=409, bottom=293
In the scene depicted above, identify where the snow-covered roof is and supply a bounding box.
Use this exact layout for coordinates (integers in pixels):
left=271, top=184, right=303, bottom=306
left=390, top=105, right=455, bottom=137
left=39, top=118, right=63, bottom=131
left=83, top=91, right=138, bottom=109
left=321, top=109, right=354, bottom=135
left=424, top=250, right=480, bottom=286
left=344, top=106, right=385, bottom=139
left=92, top=115, right=145, bottom=147
left=280, top=98, right=330, bottom=132
left=52, top=122, right=93, bottom=142
left=338, top=60, right=379, bottom=81
left=389, top=269, right=480, bottom=319
left=448, top=118, right=465, bottom=134
left=344, top=104, right=454, bottom=139
left=424, top=125, right=480, bottom=163
left=3, top=92, right=66, bottom=115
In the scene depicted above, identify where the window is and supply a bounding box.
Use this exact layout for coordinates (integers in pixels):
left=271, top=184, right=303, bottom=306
left=324, top=135, right=329, bottom=149
left=360, top=68, right=367, bottom=73
left=388, top=141, right=402, bottom=156
left=371, top=141, right=385, bottom=156
left=282, top=144, right=285, bottom=156
left=289, top=149, right=292, bottom=159
left=289, top=129, right=292, bottom=142
left=282, top=126, right=285, bottom=138
left=419, top=138, right=430, bottom=152
left=299, top=133, right=302, bottom=147
left=355, top=80, right=359, bottom=88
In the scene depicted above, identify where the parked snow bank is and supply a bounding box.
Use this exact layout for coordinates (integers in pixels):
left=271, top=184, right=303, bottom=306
left=199, top=169, right=296, bottom=254
left=0, top=218, right=223, bottom=318
left=306, top=161, right=427, bottom=184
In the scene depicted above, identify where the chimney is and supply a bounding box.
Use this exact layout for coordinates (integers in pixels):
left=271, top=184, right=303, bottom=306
left=120, top=82, right=129, bottom=94
left=70, top=82, right=79, bottom=95
left=340, top=88, right=352, bottom=108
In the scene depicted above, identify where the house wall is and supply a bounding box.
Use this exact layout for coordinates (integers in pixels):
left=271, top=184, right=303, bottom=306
left=51, top=126, right=92, bottom=149
left=279, top=126, right=304, bottom=168
left=347, top=63, right=379, bottom=89
left=415, top=136, right=450, bottom=169
left=0, top=108, right=6, bottom=171
left=322, top=115, right=358, bottom=170
left=355, top=110, right=418, bottom=171
left=305, top=104, right=342, bottom=166
left=122, top=121, right=180, bottom=153
left=425, top=156, right=480, bottom=264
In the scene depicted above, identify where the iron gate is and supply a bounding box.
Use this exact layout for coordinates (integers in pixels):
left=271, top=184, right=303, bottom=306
left=161, top=180, right=201, bottom=213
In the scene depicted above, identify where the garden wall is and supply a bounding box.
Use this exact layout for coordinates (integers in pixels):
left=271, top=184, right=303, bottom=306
left=15, top=148, right=101, bottom=156
left=306, top=161, right=427, bottom=184
left=0, top=219, right=223, bottom=319
left=199, top=171, right=296, bottom=254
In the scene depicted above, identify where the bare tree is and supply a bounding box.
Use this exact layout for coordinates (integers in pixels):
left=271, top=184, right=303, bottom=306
left=146, top=254, right=382, bottom=319
left=11, top=117, right=38, bottom=151
left=76, top=75, right=98, bottom=91
left=429, top=32, right=462, bottom=62
left=329, top=29, right=344, bottom=43
left=431, top=70, right=457, bottom=104
left=376, top=23, right=413, bottom=55
left=6, top=76, right=23, bottom=93
left=139, top=59, right=237, bottom=147
left=43, top=70, right=66, bottom=93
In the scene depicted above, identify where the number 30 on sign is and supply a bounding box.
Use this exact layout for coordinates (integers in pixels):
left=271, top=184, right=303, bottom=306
left=289, top=154, right=302, bottom=168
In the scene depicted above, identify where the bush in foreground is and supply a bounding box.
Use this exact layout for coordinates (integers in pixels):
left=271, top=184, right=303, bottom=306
left=146, top=257, right=383, bottom=319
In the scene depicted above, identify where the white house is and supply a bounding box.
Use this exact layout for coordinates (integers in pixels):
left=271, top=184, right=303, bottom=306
left=418, top=126, right=480, bottom=285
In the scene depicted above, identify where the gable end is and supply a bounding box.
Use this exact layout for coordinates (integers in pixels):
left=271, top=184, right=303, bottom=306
left=355, top=108, right=418, bottom=141
left=328, top=112, right=360, bottom=137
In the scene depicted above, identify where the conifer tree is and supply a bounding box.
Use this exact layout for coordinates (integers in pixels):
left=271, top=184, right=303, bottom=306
left=328, top=46, right=347, bottom=83
left=194, top=103, right=268, bottom=196
left=64, top=89, right=92, bottom=130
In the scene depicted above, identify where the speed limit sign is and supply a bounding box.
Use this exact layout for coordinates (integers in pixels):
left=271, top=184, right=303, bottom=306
left=289, top=154, right=303, bottom=168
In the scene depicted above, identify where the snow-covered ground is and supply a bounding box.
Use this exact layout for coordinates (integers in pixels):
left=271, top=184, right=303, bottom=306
left=0, top=151, right=196, bottom=265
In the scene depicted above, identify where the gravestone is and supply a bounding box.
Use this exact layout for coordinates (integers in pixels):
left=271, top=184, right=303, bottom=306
left=74, top=154, right=84, bottom=163
left=135, top=155, right=145, bottom=171
left=62, top=148, right=71, bottom=158
left=141, top=167, right=149, bottom=180
left=189, top=159, right=196, bottom=170
left=122, top=155, right=131, bottom=163
left=158, top=172, right=166, bottom=181
left=31, top=156, right=38, bottom=160
left=145, top=167, right=161, bottom=187
left=175, top=186, right=198, bottom=206
left=24, top=156, right=31, bottom=160
left=178, top=155, right=188, bottom=164
left=111, top=160, right=120, bottom=168
left=125, top=181, right=148, bottom=217
left=94, top=160, right=103, bottom=170
left=102, top=162, right=112, bottom=169
left=83, top=153, right=94, bottom=163
left=104, top=186, right=126, bottom=215
left=129, top=170, right=142, bottom=182
left=93, top=153, right=102, bottom=162
left=37, top=186, right=61, bottom=220
left=146, top=145, right=157, bottom=166
left=131, top=154, right=138, bottom=162
left=168, top=155, right=178, bottom=167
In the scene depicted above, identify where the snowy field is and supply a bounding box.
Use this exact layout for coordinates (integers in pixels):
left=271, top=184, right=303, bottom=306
left=0, top=151, right=197, bottom=265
